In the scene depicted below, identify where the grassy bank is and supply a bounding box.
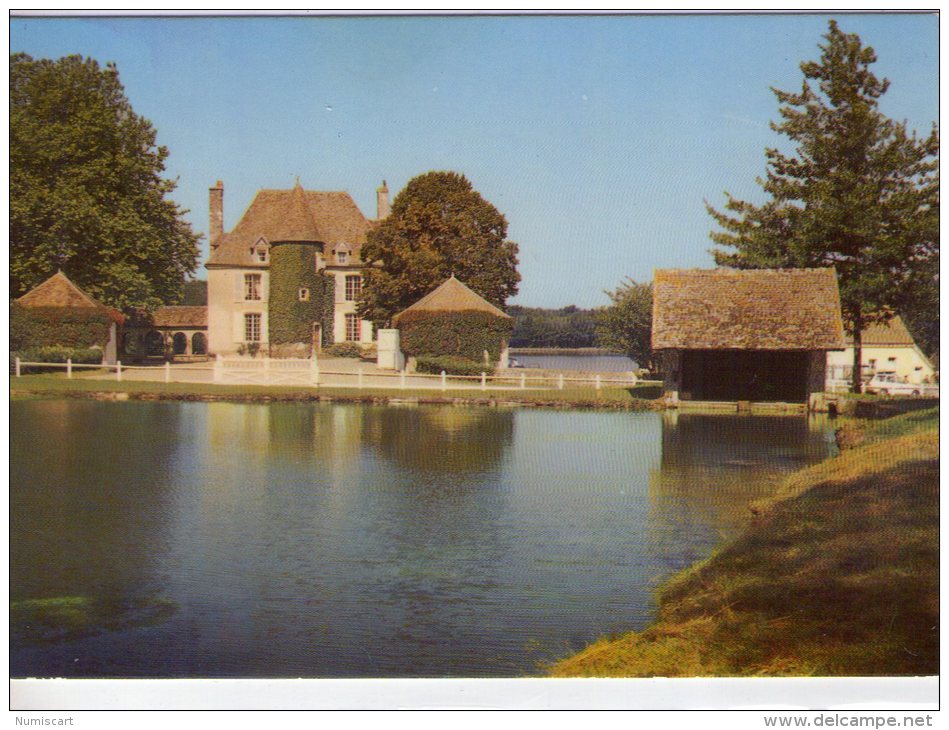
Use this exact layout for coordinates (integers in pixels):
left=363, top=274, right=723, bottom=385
left=10, top=373, right=662, bottom=409
left=550, top=407, right=939, bottom=677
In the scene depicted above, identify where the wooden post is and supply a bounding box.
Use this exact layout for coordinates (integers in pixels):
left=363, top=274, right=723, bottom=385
left=66, top=358, right=73, bottom=379
left=116, top=361, right=122, bottom=382
left=15, top=357, right=20, bottom=378
left=400, top=371, right=406, bottom=390
left=311, top=358, right=320, bottom=386
left=558, top=374, right=564, bottom=390
left=441, top=370, right=447, bottom=392
left=164, top=360, right=171, bottom=383
left=214, top=354, right=223, bottom=384
left=520, top=372, right=526, bottom=390
left=481, top=372, right=487, bottom=391
left=595, top=374, right=601, bottom=391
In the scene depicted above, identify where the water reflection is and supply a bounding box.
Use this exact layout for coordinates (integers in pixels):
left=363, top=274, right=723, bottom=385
left=648, top=412, right=836, bottom=570
left=11, top=401, right=835, bottom=678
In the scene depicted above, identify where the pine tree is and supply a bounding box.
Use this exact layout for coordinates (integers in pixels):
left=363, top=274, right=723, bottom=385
left=707, top=21, right=938, bottom=393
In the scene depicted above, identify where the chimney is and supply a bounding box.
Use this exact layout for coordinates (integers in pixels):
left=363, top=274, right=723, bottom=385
left=209, top=180, right=224, bottom=249
left=376, top=180, right=390, bottom=220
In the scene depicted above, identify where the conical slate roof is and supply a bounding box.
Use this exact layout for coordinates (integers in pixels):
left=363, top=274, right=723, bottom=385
left=392, top=275, right=510, bottom=325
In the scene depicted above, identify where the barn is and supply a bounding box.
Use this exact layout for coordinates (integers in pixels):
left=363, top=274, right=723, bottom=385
left=651, top=268, right=845, bottom=408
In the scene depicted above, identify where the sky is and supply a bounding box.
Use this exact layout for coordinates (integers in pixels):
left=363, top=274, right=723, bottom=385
left=9, top=12, right=939, bottom=308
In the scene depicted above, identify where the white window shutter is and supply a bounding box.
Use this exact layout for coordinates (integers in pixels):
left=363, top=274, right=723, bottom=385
left=233, top=313, right=244, bottom=343
left=234, top=272, right=243, bottom=303
left=261, top=273, right=269, bottom=302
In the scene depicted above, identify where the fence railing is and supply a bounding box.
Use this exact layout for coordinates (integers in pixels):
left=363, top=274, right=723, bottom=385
left=14, top=355, right=661, bottom=392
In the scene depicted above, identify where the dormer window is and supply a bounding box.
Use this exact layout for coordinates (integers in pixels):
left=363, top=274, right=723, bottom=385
left=252, top=237, right=269, bottom=263
left=335, top=244, right=351, bottom=265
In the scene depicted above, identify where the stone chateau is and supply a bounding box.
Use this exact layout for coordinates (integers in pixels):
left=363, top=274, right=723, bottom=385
left=205, top=179, right=390, bottom=356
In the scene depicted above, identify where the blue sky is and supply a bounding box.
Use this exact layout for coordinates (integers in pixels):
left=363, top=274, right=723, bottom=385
left=10, top=13, right=939, bottom=308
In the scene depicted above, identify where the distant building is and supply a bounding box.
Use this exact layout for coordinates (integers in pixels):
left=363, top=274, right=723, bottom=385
left=651, top=268, right=846, bottom=407
left=826, top=316, right=935, bottom=386
left=15, top=271, right=125, bottom=364
left=124, top=306, right=209, bottom=360
left=205, top=179, right=386, bottom=356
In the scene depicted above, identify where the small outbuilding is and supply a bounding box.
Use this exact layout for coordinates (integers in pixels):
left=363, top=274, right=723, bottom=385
left=392, top=275, right=513, bottom=368
left=124, top=306, right=209, bottom=360
left=14, top=271, right=125, bottom=364
left=651, top=268, right=846, bottom=407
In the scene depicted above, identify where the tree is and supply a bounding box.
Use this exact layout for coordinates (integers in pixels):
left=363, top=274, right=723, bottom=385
left=707, top=21, right=938, bottom=393
left=357, top=171, right=520, bottom=325
left=10, top=53, right=200, bottom=312
left=595, top=278, right=653, bottom=370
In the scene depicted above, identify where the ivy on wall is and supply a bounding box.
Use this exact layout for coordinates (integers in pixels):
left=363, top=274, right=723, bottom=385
left=268, top=244, right=335, bottom=346
left=398, top=310, right=513, bottom=362
left=10, top=303, right=112, bottom=350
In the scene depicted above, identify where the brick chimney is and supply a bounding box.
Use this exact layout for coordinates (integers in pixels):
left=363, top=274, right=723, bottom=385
left=209, top=180, right=224, bottom=249
left=376, top=180, right=390, bottom=220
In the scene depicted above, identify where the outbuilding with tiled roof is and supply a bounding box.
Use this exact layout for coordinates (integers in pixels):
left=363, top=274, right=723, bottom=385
left=652, top=267, right=846, bottom=407
left=826, top=315, right=935, bottom=387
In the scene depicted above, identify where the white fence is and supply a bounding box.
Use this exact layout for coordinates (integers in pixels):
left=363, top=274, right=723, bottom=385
left=14, top=355, right=659, bottom=392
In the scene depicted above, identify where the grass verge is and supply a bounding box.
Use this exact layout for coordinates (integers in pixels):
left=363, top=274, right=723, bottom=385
left=550, top=407, right=938, bottom=677
left=10, top=373, right=661, bottom=409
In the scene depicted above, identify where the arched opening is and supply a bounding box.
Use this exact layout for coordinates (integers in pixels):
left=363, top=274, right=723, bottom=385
left=145, top=330, right=165, bottom=357
left=173, top=332, right=188, bottom=355
left=192, top=332, right=207, bottom=355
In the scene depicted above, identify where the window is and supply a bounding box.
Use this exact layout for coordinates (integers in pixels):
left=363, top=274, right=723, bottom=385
left=337, top=250, right=349, bottom=265
left=257, top=248, right=268, bottom=263
left=345, top=314, right=360, bottom=342
left=244, top=274, right=262, bottom=301
left=345, top=275, right=362, bottom=301
left=245, top=313, right=261, bottom=342
left=299, top=287, right=310, bottom=302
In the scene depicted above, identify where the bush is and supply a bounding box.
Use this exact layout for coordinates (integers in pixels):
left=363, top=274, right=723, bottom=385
left=324, top=342, right=364, bottom=359
left=415, top=355, right=491, bottom=376
left=358, top=343, right=378, bottom=361
left=12, top=346, right=104, bottom=373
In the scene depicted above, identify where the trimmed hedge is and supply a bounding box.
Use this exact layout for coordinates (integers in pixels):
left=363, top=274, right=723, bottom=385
left=415, top=355, right=489, bottom=376
left=398, top=310, right=513, bottom=362
left=12, top=345, right=104, bottom=373
left=268, top=244, right=335, bottom=347
left=11, top=303, right=112, bottom=350
left=324, top=342, right=364, bottom=359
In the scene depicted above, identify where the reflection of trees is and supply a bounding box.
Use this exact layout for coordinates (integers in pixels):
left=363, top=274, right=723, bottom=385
left=11, top=401, right=182, bottom=601
left=362, top=406, right=514, bottom=478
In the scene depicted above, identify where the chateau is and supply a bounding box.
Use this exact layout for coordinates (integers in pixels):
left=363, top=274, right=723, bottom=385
left=205, top=179, right=389, bottom=356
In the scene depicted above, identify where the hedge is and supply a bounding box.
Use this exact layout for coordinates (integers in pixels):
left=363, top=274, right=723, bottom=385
left=324, top=342, right=363, bottom=359
left=12, top=346, right=104, bottom=373
left=11, top=303, right=112, bottom=351
left=415, top=355, right=490, bottom=376
left=268, top=244, right=335, bottom=346
left=397, top=310, right=513, bottom=362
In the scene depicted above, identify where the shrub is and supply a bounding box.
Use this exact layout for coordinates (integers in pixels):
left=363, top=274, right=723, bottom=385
left=12, top=346, right=104, bottom=373
left=358, top=344, right=378, bottom=361
left=397, top=310, right=513, bottom=362
left=324, top=342, right=364, bottom=359
left=415, top=355, right=490, bottom=376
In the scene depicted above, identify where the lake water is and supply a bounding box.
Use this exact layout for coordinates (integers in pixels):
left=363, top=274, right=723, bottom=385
left=11, top=400, right=835, bottom=678
left=512, top=353, right=637, bottom=371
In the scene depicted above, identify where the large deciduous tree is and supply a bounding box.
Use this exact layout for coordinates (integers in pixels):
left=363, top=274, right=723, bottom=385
left=10, top=53, right=200, bottom=311
left=595, top=278, right=653, bottom=371
left=707, top=21, right=938, bottom=393
left=357, top=171, right=520, bottom=326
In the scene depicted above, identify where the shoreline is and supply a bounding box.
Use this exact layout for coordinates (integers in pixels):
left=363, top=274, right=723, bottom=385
left=549, top=406, right=939, bottom=677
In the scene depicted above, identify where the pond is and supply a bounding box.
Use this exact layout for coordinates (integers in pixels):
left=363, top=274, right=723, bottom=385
left=11, top=400, right=835, bottom=678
